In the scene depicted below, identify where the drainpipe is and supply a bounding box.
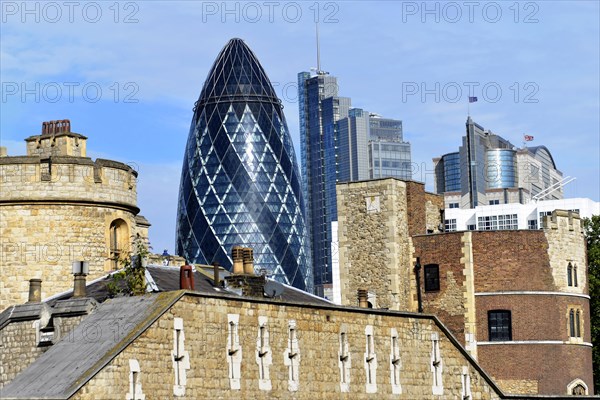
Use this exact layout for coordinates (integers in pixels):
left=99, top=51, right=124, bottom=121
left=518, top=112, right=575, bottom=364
left=414, top=257, right=423, bottom=313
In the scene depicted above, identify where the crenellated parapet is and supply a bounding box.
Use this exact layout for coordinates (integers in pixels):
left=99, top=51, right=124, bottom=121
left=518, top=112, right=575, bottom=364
left=0, top=120, right=148, bottom=310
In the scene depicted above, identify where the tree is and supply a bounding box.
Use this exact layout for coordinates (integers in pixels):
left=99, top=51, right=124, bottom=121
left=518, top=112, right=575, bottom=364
left=584, top=216, right=600, bottom=393
left=106, top=234, right=150, bottom=297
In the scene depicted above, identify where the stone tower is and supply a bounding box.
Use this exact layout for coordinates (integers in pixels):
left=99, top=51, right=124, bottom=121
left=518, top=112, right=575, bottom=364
left=0, top=120, right=150, bottom=309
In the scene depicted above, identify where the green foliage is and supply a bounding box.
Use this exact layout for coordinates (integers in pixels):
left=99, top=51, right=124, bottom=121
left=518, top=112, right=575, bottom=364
left=584, top=216, right=600, bottom=394
left=106, top=234, right=151, bottom=297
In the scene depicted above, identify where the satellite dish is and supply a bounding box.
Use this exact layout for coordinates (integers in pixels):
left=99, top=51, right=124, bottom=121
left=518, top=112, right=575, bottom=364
left=264, top=281, right=284, bottom=298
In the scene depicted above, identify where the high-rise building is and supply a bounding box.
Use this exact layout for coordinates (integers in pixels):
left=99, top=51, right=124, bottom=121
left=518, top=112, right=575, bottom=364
left=433, top=117, right=564, bottom=209
left=176, top=38, right=311, bottom=291
left=298, top=72, right=411, bottom=296
left=368, top=114, right=412, bottom=180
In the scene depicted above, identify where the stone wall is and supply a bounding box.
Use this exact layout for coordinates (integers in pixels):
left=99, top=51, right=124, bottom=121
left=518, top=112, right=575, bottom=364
left=0, top=310, right=86, bottom=387
left=73, top=294, right=503, bottom=399
left=337, top=179, right=413, bottom=311
left=543, top=211, right=588, bottom=293
left=0, top=136, right=146, bottom=310
left=0, top=204, right=138, bottom=309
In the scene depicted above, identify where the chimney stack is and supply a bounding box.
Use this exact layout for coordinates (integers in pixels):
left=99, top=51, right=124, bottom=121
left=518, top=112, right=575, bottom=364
left=73, top=274, right=87, bottom=298
left=232, top=246, right=244, bottom=274
left=357, top=289, right=369, bottom=308
left=212, top=262, right=221, bottom=287
left=28, top=279, right=42, bottom=302
left=243, top=247, right=254, bottom=275
left=180, top=265, right=195, bottom=290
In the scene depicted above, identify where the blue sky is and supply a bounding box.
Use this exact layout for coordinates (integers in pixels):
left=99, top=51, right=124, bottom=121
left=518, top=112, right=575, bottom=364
left=2, top=1, right=599, bottom=254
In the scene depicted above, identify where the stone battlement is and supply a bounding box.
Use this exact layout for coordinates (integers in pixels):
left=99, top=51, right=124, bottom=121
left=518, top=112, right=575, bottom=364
left=1, top=120, right=137, bottom=211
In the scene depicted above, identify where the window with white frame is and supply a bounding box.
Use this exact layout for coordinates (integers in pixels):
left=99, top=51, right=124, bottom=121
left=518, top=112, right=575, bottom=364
left=284, top=320, right=300, bottom=391
left=172, top=318, right=190, bottom=396
left=477, top=214, right=517, bottom=230
left=338, top=326, right=351, bottom=392
left=126, top=359, right=145, bottom=400
left=364, top=325, right=377, bottom=393
left=527, top=219, right=538, bottom=230
left=227, top=314, right=242, bottom=390
left=431, top=333, right=443, bottom=395
left=444, top=219, right=457, bottom=232
left=390, top=328, right=401, bottom=394
left=256, top=316, right=272, bottom=391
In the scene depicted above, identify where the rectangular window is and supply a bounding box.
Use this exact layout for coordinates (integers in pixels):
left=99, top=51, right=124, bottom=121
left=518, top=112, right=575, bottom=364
left=444, top=219, right=457, bottom=232
left=424, top=264, right=440, bottom=292
left=528, top=219, right=538, bottom=230
left=569, top=308, right=583, bottom=339
left=449, top=202, right=459, bottom=209
left=488, top=310, right=512, bottom=341
left=489, top=200, right=500, bottom=205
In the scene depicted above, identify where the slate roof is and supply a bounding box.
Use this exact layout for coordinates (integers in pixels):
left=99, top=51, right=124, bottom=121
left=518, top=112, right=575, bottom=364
left=1, top=292, right=182, bottom=399
left=44, top=264, right=331, bottom=307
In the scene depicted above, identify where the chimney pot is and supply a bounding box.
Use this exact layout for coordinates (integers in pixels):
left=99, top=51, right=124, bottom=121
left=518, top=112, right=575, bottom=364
left=357, top=289, right=369, bottom=308
left=28, top=279, right=42, bottom=303
left=243, top=247, right=254, bottom=275
left=180, top=265, right=195, bottom=290
left=232, top=246, right=244, bottom=274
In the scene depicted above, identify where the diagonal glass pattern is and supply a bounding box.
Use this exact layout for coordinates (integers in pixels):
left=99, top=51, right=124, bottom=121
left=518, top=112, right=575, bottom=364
left=176, top=38, right=312, bottom=291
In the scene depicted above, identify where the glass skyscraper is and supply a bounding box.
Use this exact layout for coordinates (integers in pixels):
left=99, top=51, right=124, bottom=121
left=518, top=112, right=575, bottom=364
left=176, top=38, right=311, bottom=291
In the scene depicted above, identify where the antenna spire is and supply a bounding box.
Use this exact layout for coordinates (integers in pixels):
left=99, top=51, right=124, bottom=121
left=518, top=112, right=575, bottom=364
left=316, top=22, right=321, bottom=73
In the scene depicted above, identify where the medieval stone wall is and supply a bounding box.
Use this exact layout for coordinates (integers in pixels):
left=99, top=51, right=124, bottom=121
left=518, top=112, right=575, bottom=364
left=0, top=132, right=145, bottom=310
left=337, top=179, right=412, bottom=311
left=74, top=294, right=503, bottom=399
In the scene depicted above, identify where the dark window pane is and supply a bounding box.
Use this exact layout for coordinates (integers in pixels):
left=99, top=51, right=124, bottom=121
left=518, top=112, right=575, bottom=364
left=488, top=310, right=512, bottom=341
left=424, top=264, right=440, bottom=292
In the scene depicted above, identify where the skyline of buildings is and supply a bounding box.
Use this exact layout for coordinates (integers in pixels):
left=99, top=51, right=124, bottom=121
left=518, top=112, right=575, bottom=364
left=433, top=117, right=565, bottom=210
left=175, top=38, right=311, bottom=290
left=298, top=70, right=412, bottom=296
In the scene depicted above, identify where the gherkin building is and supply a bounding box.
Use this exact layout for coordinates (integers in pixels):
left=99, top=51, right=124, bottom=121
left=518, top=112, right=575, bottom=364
left=176, top=38, right=312, bottom=291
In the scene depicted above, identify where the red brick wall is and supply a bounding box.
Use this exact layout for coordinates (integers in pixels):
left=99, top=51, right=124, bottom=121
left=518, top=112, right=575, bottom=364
left=413, top=232, right=467, bottom=345
left=471, top=230, right=557, bottom=292
left=476, top=294, right=591, bottom=342
left=478, top=343, right=593, bottom=395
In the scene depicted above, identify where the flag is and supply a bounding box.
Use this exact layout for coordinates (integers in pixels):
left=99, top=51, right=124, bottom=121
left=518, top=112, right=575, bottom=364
left=524, top=135, right=534, bottom=141
left=468, top=96, right=478, bottom=103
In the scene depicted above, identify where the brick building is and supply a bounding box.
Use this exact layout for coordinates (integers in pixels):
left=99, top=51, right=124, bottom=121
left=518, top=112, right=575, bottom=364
left=336, top=177, right=593, bottom=396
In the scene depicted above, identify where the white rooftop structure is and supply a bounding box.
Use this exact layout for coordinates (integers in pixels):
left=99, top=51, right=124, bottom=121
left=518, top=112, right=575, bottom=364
left=444, top=198, right=599, bottom=231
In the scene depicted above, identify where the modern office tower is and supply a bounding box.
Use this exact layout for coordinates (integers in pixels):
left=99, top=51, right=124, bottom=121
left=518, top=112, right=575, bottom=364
left=298, top=71, right=349, bottom=296
left=433, top=117, right=564, bottom=209
left=176, top=38, right=311, bottom=291
left=299, top=71, right=411, bottom=296
left=368, top=114, right=412, bottom=180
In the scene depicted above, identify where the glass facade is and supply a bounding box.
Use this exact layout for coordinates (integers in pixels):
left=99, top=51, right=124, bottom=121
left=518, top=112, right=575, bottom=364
left=369, top=116, right=411, bottom=180
left=485, top=149, right=517, bottom=189
left=298, top=72, right=344, bottom=293
left=441, top=152, right=461, bottom=192
left=176, top=38, right=311, bottom=291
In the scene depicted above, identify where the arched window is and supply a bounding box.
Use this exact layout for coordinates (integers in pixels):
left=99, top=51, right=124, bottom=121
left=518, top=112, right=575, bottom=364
left=109, top=219, right=128, bottom=270
left=567, top=379, right=588, bottom=395
left=573, top=265, right=578, bottom=287
left=567, top=262, right=573, bottom=286
left=575, top=311, right=581, bottom=338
